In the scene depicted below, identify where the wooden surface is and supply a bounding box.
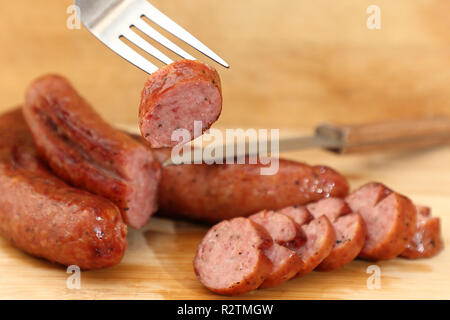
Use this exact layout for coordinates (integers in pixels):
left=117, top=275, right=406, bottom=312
left=0, top=137, right=449, bottom=300
left=0, top=0, right=449, bottom=299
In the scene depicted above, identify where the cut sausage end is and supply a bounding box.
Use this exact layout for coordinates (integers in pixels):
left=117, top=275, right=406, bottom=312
left=401, top=206, right=444, bottom=259
left=139, top=60, right=222, bottom=148
left=346, top=183, right=417, bottom=260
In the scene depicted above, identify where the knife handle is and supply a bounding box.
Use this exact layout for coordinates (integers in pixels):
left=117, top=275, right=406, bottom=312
left=315, top=117, right=450, bottom=154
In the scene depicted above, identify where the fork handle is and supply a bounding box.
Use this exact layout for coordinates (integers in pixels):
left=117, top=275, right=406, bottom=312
left=315, top=117, right=450, bottom=154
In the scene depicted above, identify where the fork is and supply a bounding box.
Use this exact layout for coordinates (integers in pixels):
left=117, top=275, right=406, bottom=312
left=75, top=0, right=229, bottom=74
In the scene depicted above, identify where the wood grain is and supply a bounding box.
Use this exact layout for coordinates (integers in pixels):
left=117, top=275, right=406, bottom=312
left=0, top=138, right=449, bottom=300
left=0, top=0, right=449, bottom=299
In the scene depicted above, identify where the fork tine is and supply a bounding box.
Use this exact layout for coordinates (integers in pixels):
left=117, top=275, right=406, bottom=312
left=122, top=29, right=173, bottom=65
left=133, top=19, right=195, bottom=61
left=139, top=1, right=230, bottom=68
left=109, top=38, right=159, bottom=74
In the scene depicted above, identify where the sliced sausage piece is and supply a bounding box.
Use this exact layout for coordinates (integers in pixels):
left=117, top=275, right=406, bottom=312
left=294, top=216, right=335, bottom=276
left=346, top=182, right=417, bottom=260
left=401, top=206, right=443, bottom=259
left=249, top=210, right=305, bottom=247
left=139, top=60, right=222, bottom=148
left=249, top=210, right=304, bottom=288
left=0, top=109, right=127, bottom=269
left=307, top=197, right=351, bottom=221
left=277, top=206, right=335, bottom=277
left=307, top=198, right=366, bottom=271
left=278, top=205, right=313, bottom=226
left=149, top=148, right=350, bottom=224
left=259, top=244, right=303, bottom=289
left=23, top=75, right=161, bottom=229
left=193, top=218, right=273, bottom=296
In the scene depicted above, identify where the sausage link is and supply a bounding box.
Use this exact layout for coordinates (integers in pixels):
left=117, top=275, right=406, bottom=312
left=0, top=109, right=127, bottom=269
left=151, top=148, right=350, bottom=223
left=23, top=75, right=161, bottom=229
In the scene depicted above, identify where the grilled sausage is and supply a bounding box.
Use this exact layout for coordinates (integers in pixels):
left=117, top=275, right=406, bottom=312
left=306, top=198, right=366, bottom=271
left=0, top=109, right=127, bottom=269
left=346, top=182, right=417, bottom=260
left=151, top=148, right=350, bottom=223
left=193, top=217, right=273, bottom=296
left=139, top=60, right=222, bottom=148
left=401, top=205, right=443, bottom=259
left=23, top=75, right=161, bottom=229
left=249, top=211, right=304, bottom=288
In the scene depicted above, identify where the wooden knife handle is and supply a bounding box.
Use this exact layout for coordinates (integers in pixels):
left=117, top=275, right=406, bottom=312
left=315, top=117, right=450, bottom=154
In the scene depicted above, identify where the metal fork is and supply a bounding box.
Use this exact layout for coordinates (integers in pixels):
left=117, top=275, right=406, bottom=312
left=75, top=0, right=229, bottom=74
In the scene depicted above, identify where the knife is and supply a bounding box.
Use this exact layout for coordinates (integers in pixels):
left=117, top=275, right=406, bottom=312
left=161, top=116, right=450, bottom=166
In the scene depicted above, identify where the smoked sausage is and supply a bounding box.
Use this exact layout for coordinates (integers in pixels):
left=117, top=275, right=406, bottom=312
left=249, top=211, right=304, bottom=288
left=0, top=109, right=127, bottom=269
left=23, top=75, right=161, bottom=229
left=151, top=148, right=350, bottom=223
left=401, top=205, right=443, bottom=259
left=139, top=60, right=222, bottom=148
left=346, top=182, right=416, bottom=260
left=193, top=217, right=273, bottom=295
left=278, top=207, right=335, bottom=277
left=306, top=198, right=366, bottom=271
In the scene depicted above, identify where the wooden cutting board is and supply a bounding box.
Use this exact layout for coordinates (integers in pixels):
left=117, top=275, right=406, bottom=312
left=0, top=129, right=448, bottom=300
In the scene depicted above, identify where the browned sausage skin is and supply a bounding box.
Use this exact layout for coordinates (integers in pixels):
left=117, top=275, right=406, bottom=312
left=139, top=60, right=222, bottom=148
left=23, top=75, right=161, bottom=229
left=401, top=205, right=443, bottom=259
left=193, top=218, right=273, bottom=296
left=0, top=109, right=127, bottom=269
left=150, top=148, right=350, bottom=224
left=346, top=182, right=417, bottom=260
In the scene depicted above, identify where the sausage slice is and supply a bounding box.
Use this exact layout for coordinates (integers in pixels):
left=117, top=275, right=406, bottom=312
left=307, top=198, right=366, bottom=271
left=346, top=182, right=417, bottom=260
left=193, top=218, right=273, bottom=296
left=249, top=211, right=304, bottom=288
left=277, top=206, right=335, bottom=277
left=278, top=205, right=313, bottom=226
left=401, top=206, right=443, bottom=259
left=139, top=60, right=222, bottom=148
left=23, top=75, right=161, bottom=229
left=249, top=210, right=305, bottom=247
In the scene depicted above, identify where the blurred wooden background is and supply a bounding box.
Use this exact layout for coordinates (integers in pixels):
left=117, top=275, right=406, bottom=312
left=0, top=0, right=449, bottom=130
